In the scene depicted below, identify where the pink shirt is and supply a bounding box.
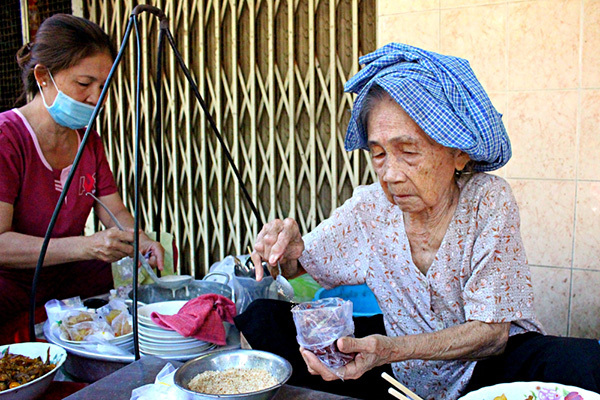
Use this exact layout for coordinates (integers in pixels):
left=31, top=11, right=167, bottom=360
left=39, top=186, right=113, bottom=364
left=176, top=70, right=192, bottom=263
left=299, top=173, right=544, bottom=400
left=0, top=109, right=117, bottom=238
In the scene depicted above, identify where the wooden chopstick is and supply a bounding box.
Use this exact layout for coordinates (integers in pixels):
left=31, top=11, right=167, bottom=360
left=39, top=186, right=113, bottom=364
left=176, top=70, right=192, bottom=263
left=388, top=388, right=411, bottom=400
left=382, top=372, right=424, bottom=400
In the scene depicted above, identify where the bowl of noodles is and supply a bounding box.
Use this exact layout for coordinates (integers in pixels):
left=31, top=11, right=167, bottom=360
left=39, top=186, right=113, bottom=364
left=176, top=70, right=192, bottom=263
left=174, top=349, right=292, bottom=400
left=0, top=342, right=67, bottom=400
left=458, top=381, right=600, bottom=400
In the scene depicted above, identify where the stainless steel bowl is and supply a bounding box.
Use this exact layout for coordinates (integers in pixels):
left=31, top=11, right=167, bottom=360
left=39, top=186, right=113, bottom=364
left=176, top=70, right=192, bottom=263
left=174, top=349, right=292, bottom=400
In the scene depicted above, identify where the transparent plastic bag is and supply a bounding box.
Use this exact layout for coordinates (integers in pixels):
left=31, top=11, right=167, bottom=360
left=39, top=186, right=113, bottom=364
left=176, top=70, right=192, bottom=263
left=97, top=299, right=133, bottom=337
left=44, top=296, right=86, bottom=326
left=209, top=255, right=278, bottom=313
left=291, top=297, right=355, bottom=378
left=62, top=320, right=115, bottom=342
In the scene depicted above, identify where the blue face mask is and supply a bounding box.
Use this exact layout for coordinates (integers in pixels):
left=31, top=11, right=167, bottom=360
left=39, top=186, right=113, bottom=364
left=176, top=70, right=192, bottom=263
left=37, top=71, right=96, bottom=130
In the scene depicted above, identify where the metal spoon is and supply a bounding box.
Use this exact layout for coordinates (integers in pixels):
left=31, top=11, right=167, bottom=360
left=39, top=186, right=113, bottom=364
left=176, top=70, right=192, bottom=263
left=275, top=261, right=295, bottom=301
left=85, top=192, right=193, bottom=290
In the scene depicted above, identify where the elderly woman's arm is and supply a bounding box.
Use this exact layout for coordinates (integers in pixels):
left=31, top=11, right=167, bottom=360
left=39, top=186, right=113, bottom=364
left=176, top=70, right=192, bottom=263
left=300, top=320, right=510, bottom=381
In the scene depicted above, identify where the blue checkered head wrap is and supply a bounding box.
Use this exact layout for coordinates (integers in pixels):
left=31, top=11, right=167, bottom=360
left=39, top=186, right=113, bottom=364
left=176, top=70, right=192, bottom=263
left=344, top=43, right=511, bottom=172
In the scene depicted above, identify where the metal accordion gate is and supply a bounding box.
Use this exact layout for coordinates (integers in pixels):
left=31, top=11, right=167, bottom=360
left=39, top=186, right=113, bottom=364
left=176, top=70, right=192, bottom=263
left=80, top=0, right=376, bottom=276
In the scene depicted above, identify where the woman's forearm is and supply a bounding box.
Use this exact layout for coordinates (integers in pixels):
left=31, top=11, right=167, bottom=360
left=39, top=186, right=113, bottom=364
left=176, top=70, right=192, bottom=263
left=0, top=231, right=89, bottom=268
left=387, top=321, right=510, bottom=362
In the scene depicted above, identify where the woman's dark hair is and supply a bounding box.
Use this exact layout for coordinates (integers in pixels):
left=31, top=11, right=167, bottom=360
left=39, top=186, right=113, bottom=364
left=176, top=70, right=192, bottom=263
left=15, top=14, right=116, bottom=102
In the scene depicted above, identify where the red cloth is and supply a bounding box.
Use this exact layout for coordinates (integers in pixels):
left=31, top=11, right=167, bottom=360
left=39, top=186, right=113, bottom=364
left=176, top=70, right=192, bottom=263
left=150, top=294, right=236, bottom=345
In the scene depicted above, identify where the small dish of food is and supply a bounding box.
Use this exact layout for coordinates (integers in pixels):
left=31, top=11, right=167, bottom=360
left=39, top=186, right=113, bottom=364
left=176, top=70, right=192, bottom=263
left=458, top=381, right=600, bottom=400
left=0, top=342, right=67, bottom=400
left=174, top=349, right=292, bottom=400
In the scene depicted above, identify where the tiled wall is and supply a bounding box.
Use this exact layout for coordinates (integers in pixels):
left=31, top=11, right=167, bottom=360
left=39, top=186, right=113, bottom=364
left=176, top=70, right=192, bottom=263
left=377, top=0, right=600, bottom=338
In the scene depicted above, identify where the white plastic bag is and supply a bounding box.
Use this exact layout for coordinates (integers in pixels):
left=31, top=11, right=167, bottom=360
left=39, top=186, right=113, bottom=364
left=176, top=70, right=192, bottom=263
left=130, top=363, right=191, bottom=400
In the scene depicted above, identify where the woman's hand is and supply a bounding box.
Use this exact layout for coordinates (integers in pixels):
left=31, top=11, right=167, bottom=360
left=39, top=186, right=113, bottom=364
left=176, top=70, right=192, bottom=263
left=139, top=234, right=165, bottom=270
left=299, top=334, right=393, bottom=381
left=87, top=227, right=135, bottom=263
left=251, top=218, right=305, bottom=281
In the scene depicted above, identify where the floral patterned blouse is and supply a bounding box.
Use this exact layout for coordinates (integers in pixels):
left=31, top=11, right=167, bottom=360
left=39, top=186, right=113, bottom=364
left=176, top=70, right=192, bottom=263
left=299, top=172, right=544, bottom=400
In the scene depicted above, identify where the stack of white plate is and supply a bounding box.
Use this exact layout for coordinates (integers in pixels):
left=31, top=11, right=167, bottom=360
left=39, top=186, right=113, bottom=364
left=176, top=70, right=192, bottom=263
left=136, top=301, right=217, bottom=361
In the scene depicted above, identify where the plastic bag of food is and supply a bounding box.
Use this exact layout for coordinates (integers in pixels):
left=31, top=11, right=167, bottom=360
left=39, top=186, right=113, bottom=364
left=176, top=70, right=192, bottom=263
left=291, top=297, right=355, bottom=379
left=44, top=297, right=86, bottom=325
left=62, top=320, right=115, bottom=342
left=60, top=309, right=97, bottom=327
left=96, top=299, right=133, bottom=337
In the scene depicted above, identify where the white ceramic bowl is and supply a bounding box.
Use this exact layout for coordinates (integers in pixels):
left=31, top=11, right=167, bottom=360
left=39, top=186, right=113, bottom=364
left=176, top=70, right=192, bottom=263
left=138, top=300, right=187, bottom=323
left=459, top=381, right=600, bottom=400
left=0, top=342, right=67, bottom=400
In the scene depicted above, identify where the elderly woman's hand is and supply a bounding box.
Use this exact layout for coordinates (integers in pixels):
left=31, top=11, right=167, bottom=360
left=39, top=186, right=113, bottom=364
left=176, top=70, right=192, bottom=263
left=299, top=334, right=393, bottom=381
left=251, top=218, right=304, bottom=281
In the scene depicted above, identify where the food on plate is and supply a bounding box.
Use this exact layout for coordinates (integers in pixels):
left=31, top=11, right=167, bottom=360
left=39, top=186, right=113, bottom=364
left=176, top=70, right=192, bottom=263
left=188, top=367, right=277, bottom=394
left=491, top=389, right=584, bottom=400
left=0, top=347, right=56, bottom=391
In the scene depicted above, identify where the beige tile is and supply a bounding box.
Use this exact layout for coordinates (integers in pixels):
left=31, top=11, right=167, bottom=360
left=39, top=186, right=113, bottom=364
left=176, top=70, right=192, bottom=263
left=510, top=179, right=575, bottom=268
left=573, top=182, right=600, bottom=270
left=530, top=266, right=570, bottom=336
left=441, top=0, right=506, bottom=9
left=579, top=90, right=600, bottom=180
left=488, top=92, right=508, bottom=178
left=441, top=4, right=507, bottom=92
left=582, top=0, right=600, bottom=88
left=488, top=92, right=508, bottom=117
left=508, top=1, right=580, bottom=90
left=378, top=0, right=440, bottom=15
left=505, top=91, right=578, bottom=180
left=570, top=269, right=600, bottom=338
left=378, top=12, right=440, bottom=51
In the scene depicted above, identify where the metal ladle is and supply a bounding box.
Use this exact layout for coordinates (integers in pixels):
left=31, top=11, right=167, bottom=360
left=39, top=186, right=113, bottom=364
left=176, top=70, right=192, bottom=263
left=86, top=192, right=193, bottom=290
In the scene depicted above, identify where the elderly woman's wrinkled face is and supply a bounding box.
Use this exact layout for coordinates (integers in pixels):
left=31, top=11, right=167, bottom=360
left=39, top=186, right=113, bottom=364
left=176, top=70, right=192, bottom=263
left=367, top=94, right=469, bottom=214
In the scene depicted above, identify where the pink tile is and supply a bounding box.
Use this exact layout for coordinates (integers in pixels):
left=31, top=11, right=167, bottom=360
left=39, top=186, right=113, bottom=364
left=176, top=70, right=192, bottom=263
left=441, top=4, right=507, bottom=92
left=508, top=1, right=580, bottom=90
left=570, top=269, right=600, bottom=338
left=379, top=0, right=440, bottom=15
left=573, top=182, right=600, bottom=270
left=378, top=12, right=440, bottom=51
left=582, top=0, right=600, bottom=88
left=530, top=266, right=570, bottom=336
left=510, top=179, right=575, bottom=268
left=505, top=91, right=578, bottom=180
left=579, top=90, right=600, bottom=180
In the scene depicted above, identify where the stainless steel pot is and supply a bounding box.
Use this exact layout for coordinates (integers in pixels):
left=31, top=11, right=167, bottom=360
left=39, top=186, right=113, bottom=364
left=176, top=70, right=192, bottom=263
left=129, top=272, right=234, bottom=304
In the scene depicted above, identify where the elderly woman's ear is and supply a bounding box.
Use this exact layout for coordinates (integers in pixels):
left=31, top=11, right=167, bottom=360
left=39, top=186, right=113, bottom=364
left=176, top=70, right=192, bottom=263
left=454, top=150, right=471, bottom=173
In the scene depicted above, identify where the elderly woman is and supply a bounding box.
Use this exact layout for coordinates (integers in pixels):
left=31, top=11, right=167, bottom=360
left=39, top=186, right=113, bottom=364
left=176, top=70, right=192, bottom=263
left=235, top=43, right=600, bottom=400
